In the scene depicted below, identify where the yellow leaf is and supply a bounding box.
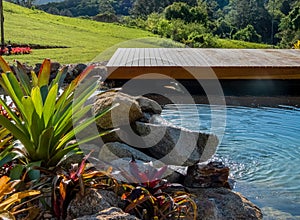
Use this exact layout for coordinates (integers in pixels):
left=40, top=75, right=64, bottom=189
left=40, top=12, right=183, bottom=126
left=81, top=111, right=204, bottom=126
left=0, top=190, right=40, bottom=211
left=0, top=210, right=15, bottom=220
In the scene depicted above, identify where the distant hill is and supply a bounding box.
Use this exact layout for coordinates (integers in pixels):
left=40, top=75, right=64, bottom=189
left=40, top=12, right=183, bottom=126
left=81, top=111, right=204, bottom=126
left=34, top=0, right=64, bottom=5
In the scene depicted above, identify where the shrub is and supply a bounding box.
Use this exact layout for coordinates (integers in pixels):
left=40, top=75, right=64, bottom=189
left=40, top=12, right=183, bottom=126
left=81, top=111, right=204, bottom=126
left=233, top=24, right=262, bottom=43
left=0, top=57, right=115, bottom=169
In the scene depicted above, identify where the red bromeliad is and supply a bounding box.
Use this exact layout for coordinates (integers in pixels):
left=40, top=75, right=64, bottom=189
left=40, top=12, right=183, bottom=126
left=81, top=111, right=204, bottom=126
left=121, top=156, right=197, bottom=219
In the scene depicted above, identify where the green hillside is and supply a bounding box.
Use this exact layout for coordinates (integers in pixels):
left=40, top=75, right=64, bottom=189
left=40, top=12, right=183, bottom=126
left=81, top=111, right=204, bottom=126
left=2, top=2, right=157, bottom=65
left=1, top=2, right=272, bottom=65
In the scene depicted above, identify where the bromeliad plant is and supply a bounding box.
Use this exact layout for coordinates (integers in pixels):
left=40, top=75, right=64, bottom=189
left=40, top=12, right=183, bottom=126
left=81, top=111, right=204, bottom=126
left=0, top=56, right=114, bottom=168
left=51, top=152, right=119, bottom=219
left=121, top=157, right=197, bottom=220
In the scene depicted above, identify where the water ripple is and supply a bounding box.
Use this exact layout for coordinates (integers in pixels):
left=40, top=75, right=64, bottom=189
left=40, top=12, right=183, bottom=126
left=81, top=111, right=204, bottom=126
left=162, top=104, right=300, bottom=217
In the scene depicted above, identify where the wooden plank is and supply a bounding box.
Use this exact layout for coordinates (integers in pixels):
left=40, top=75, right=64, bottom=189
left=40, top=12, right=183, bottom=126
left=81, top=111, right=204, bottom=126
left=180, top=49, right=198, bottom=66
left=144, top=48, right=152, bottom=66
left=153, top=48, right=164, bottom=65
left=106, top=48, right=300, bottom=80
left=158, top=48, right=172, bottom=65
left=107, top=48, right=124, bottom=66
left=138, top=48, right=145, bottom=66
left=126, top=48, right=136, bottom=67
left=117, top=48, right=130, bottom=66
left=131, top=48, right=140, bottom=66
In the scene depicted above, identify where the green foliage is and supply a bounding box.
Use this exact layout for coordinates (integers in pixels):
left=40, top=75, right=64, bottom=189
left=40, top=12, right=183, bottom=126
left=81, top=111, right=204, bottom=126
left=233, top=24, right=262, bottom=43
left=277, top=5, right=300, bottom=47
left=16, top=0, right=300, bottom=47
left=189, top=4, right=208, bottom=24
left=164, top=2, right=208, bottom=24
left=165, top=2, right=191, bottom=22
left=226, top=0, right=272, bottom=42
left=0, top=57, right=114, bottom=168
left=186, top=32, right=220, bottom=48
left=217, top=39, right=272, bottom=49
left=93, top=13, right=119, bottom=23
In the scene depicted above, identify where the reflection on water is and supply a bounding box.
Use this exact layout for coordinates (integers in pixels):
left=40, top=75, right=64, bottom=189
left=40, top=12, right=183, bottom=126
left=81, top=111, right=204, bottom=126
left=161, top=104, right=300, bottom=219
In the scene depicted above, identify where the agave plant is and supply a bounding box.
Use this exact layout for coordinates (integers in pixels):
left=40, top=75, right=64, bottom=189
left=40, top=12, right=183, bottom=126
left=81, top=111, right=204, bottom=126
left=51, top=152, right=119, bottom=219
left=0, top=56, right=114, bottom=168
left=121, top=157, right=197, bottom=220
left=0, top=176, right=41, bottom=220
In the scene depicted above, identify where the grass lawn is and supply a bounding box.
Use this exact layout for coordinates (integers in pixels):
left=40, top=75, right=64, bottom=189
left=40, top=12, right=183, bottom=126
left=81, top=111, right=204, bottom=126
left=2, top=2, right=160, bottom=65
left=217, top=39, right=273, bottom=49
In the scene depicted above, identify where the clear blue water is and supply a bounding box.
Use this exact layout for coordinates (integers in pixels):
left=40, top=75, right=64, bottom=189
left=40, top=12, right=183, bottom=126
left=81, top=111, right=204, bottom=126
left=161, top=104, right=300, bottom=219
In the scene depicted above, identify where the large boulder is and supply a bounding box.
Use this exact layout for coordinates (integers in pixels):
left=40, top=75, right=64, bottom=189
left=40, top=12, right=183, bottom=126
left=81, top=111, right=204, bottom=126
left=135, top=96, right=162, bottom=115
left=99, top=142, right=158, bottom=163
left=93, top=91, right=143, bottom=130
left=132, top=122, right=219, bottom=166
left=188, top=187, right=263, bottom=220
left=67, top=189, right=120, bottom=220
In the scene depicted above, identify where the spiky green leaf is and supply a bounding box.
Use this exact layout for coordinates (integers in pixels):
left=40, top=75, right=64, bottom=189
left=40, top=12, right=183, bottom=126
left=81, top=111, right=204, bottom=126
left=43, top=84, right=58, bottom=127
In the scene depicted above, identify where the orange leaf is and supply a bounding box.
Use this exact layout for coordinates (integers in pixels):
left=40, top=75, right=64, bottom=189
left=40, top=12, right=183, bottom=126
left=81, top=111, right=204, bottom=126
left=0, top=56, right=12, bottom=73
left=59, top=182, right=66, bottom=200
left=38, top=59, right=51, bottom=87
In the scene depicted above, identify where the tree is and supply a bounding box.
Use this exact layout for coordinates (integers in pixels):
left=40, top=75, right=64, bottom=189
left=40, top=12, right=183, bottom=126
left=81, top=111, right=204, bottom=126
left=277, top=5, right=300, bottom=47
left=99, top=0, right=115, bottom=14
left=60, top=9, right=73, bottom=17
left=226, top=0, right=272, bottom=43
left=165, top=2, right=191, bottom=22
left=131, top=0, right=197, bottom=18
left=47, top=6, right=60, bottom=14
left=190, top=2, right=208, bottom=24
left=233, top=24, right=262, bottom=42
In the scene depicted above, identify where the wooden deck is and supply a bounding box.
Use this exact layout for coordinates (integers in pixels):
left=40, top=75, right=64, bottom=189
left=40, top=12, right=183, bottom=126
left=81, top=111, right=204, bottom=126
left=106, top=48, right=300, bottom=80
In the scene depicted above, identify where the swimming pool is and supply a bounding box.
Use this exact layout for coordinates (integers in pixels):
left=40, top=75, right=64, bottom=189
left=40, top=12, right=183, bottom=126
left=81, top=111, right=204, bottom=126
left=161, top=104, right=300, bottom=219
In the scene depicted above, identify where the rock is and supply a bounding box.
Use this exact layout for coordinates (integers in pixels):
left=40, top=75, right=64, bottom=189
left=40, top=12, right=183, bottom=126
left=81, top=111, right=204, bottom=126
left=188, top=187, right=263, bottom=220
left=66, top=63, right=88, bottom=82
left=73, top=63, right=88, bottom=75
left=74, top=207, right=139, bottom=220
left=135, top=96, right=162, bottom=115
left=133, top=122, right=219, bottom=166
left=66, top=188, right=120, bottom=220
left=93, top=91, right=143, bottom=130
left=184, top=161, right=231, bottom=188
left=33, top=63, right=42, bottom=74
left=51, top=62, right=61, bottom=74
left=98, top=142, right=158, bottom=163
